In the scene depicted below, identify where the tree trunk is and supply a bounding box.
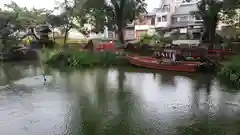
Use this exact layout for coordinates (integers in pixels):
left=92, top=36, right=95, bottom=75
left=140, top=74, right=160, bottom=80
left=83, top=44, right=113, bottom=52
left=2, top=38, right=7, bottom=50
left=208, top=21, right=217, bottom=49
left=63, top=28, right=69, bottom=48
left=52, top=26, right=56, bottom=43
left=117, top=25, right=125, bottom=45
left=208, top=28, right=215, bottom=49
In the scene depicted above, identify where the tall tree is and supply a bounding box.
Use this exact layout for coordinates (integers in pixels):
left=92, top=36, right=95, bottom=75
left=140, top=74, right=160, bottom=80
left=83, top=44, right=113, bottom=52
left=0, top=1, right=52, bottom=49
left=109, top=0, right=147, bottom=44
left=57, top=0, right=88, bottom=47
left=46, top=14, right=67, bottom=41
left=4, top=1, right=51, bottom=27
left=222, top=1, right=240, bottom=33
left=195, top=0, right=240, bottom=48
left=196, top=0, right=222, bottom=48
left=73, top=0, right=110, bottom=35
left=62, top=0, right=146, bottom=45
left=75, top=0, right=147, bottom=43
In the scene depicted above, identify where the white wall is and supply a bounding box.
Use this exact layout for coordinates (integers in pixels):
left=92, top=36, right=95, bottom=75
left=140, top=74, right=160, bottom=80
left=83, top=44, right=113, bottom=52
left=68, top=29, right=86, bottom=39
left=135, top=25, right=155, bottom=30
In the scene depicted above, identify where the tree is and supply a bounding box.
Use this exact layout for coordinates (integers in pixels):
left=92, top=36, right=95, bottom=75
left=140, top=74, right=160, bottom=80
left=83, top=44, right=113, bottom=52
left=109, top=0, right=147, bottom=44
left=75, top=0, right=147, bottom=44
left=221, top=0, right=240, bottom=28
left=195, top=0, right=222, bottom=48
left=4, top=1, right=51, bottom=27
left=0, top=1, right=52, bottom=50
left=46, top=14, right=67, bottom=41
left=195, top=0, right=240, bottom=48
left=73, top=0, right=110, bottom=36
left=56, top=0, right=89, bottom=47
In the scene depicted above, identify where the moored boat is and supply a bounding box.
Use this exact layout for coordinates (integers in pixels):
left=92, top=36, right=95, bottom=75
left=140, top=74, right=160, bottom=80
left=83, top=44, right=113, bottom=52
left=126, top=55, right=200, bottom=72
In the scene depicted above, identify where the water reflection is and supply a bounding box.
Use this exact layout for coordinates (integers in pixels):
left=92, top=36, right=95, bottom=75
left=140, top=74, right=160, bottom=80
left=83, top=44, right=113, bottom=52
left=0, top=63, right=240, bottom=135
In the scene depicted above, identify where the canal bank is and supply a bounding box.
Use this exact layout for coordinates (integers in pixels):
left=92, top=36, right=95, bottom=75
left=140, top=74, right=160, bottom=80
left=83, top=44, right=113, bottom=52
left=0, top=62, right=240, bottom=135
left=218, top=55, right=240, bottom=89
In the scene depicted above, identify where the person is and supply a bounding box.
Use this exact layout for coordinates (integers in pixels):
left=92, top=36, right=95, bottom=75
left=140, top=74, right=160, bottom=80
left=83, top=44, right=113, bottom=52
left=152, top=51, right=162, bottom=63
left=171, top=52, right=178, bottom=64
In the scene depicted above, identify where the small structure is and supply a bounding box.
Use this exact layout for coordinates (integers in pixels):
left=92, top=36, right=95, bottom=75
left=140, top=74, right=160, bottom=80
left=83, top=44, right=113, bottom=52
left=27, top=24, right=54, bottom=49
left=83, top=37, right=117, bottom=52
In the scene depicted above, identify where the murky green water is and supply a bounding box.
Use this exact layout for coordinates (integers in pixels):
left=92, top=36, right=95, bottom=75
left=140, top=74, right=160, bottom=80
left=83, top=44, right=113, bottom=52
left=0, top=62, right=240, bottom=135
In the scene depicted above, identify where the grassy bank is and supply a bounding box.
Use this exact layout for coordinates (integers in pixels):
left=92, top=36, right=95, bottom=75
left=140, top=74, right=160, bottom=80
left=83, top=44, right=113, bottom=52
left=218, top=55, right=240, bottom=88
left=46, top=50, right=128, bottom=69
left=55, top=38, right=87, bottom=46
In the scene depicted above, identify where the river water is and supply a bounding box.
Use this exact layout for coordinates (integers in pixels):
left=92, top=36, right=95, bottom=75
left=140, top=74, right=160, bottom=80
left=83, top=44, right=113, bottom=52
left=0, top=62, right=240, bottom=135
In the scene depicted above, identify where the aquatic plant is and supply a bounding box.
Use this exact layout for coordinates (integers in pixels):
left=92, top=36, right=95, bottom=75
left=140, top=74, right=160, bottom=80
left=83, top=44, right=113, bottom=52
left=217, top=55, right=240, bottom=88
left=46, top=51, right=128, bottom=69
left=139, top=33, right=173, bottom=47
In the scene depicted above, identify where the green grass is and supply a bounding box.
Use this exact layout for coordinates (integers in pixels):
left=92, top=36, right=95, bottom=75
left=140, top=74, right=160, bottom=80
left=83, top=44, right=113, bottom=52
left=46, top=50, right=128, bottom=69
left=54, top=38, right=88, bottom=47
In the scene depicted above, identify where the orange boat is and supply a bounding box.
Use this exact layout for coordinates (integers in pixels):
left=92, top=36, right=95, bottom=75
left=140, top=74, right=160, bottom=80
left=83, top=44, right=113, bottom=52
left=127, top=55, right=201, bottom=72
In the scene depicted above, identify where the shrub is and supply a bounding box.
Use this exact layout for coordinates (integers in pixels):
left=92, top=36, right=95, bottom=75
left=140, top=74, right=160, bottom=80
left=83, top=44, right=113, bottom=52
left=218, top=56, right=240, bottom=88
left=46, top=51, right=128, bottom=69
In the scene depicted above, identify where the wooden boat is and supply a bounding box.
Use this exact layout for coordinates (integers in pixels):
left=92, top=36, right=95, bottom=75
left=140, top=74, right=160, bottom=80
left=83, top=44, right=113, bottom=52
left=154, top=47, right=234, bottom=59
left=126, top=55, right=200, bottom=72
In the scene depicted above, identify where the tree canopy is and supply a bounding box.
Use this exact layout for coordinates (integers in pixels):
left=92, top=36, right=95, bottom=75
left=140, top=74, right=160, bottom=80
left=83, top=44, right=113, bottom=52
left=221, top=0, right=240, bottom=27
left=54, top=0, right=147, bottom=44
left=194, top=0, right=240, bottom=48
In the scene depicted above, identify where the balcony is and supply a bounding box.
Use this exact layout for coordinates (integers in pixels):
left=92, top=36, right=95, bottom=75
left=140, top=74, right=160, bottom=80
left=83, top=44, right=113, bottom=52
left=155, top=14, right=170, bottom=28
left=135, top=25, right=155, bottom=30
left=155, top=21, right=168, bottom=28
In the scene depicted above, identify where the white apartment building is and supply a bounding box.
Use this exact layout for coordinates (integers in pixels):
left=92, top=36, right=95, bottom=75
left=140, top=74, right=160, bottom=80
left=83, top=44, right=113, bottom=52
left=134, top=0, right=203, bottom=39
left=134, top=13, right=156, bottom=39
left=134, top=0, right=175, bottom=39
left=106, top=0, right=204, bottom=40
left=154, top=0, right=176, bottom=30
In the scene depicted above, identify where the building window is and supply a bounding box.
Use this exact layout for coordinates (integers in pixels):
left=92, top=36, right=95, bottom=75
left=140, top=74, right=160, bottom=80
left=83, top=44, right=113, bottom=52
left=157, top=17, right=161, bottom=22
left=162, top=5, right=170, bottom=12
left=172, top=17, right=178, bottom=23
left=195, top=14, right=201, bottom=20
left=162, top=16, right=167, bottom=22
left=151, top=17, right=155, bottom=25
left=179, top=16, right=189, bottom=22
left=182, top=0, right=193, bottom=3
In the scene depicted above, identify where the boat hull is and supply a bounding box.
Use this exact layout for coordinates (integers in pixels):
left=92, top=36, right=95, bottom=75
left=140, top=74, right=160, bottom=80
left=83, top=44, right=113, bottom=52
left=127, top=56, right=199, bottom=72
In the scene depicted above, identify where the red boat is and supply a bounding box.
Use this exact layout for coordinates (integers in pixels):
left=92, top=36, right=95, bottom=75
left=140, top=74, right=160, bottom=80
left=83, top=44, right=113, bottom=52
left=127, top=55, right=201, bottom=72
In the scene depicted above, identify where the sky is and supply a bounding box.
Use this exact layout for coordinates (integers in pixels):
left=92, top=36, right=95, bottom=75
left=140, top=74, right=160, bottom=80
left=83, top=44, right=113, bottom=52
left=0, top=0, right=161, bottom=12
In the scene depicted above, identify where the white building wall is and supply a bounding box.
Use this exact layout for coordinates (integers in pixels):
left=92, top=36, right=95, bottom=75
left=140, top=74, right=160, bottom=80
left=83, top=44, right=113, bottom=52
left=154, top=0, right=177, bottom=28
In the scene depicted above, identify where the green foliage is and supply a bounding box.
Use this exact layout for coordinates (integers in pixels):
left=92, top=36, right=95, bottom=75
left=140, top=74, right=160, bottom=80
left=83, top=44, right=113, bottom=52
left=0, top=1, right=52, bottom=50
left=75, top=0, right=109, bottom=33
left=46, top=14, right=66, bottom=28
left=140, top=33, right=172, bottom=46
left=72, top=0, right=147, bottom=41
left=109, top=0, right=147, bottom=43
left=195, top=0, right=240, bottom=45
left=2, top=1, right=52, bottom=27
left=46, top=51, right=128, bottom=68
left=218, top=55, right=240, bottom=88
left=195, top=0, right=222, bottom=45
left=220, top=0, right=240, bottom=27
left=140, top=34, right=152, bottom=44
left=221, top=37, right=232, bottom=48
